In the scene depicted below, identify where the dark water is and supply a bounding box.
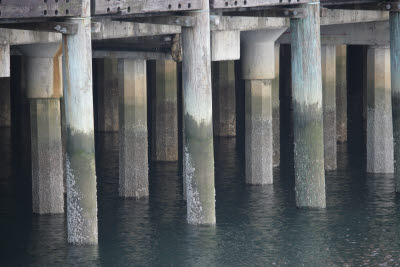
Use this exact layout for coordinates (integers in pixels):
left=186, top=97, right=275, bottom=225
left=1, top=127, right=400, bottom=266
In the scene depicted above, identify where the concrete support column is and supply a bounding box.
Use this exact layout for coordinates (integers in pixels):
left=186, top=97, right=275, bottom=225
left=96, top=58, right=119, bottom=132
left=291, top=2, right=326, bottom=208
left=182, top=0, right=215, bottom=224
left=19, top=43, right=64, bottom=214
left=30, top=99, right=64, bottom=214
left=366, top=46, right=394, bottom=173
left=118, top=59, right=148, bottom=198
left=336, top=45, right=347, bottom=143
left=321, top=45, right=337, bottom=171
left=0, top=78, right=11, bottom=127
left=272, top=45, right=280, bottom=167
left=241, top=29, right=286, bottom=185
left=245, top=80, right=273, bottom=184
left=212, top=61, right=236, bottom=137
left=150, top=60, right=178, bottom=162
left=62, top=17, right=98, bottom=244
left=390, top=12, right=400, bottom=191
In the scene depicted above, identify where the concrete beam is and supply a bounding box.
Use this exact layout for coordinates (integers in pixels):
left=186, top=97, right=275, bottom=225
left=278, top=21, right=389, bottom=46
left=92, top=50, right=173, bottom=60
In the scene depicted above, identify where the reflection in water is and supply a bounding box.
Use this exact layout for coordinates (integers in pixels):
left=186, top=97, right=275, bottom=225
left=1, top=131, right=400, bottom=265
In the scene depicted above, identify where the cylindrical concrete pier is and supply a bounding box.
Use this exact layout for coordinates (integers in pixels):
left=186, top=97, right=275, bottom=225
left=62, top=18, right=98, bottom=244
left=0, top=78, right=11, bottom=127
left=95, top=58, right=119, bottom=132
left=150, top=60, right=178, bottom=162
left=390, top=12, right=400, bottom=191
left=182, top=0, right=216, bottom=224
left=336, top=45, right=347, bottom=143
left=291, top=2, right=326, bottom=208
left=118, top=59, right=149, bottom=198
left=366, top=46, right=394, bottom=174
left=212, top=61, right=237, bottom=137
left=321, top=45, right=337, bottom=171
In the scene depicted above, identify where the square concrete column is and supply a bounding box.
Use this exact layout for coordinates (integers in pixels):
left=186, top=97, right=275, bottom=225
left=149, top=60, right=178, bottom=162
left=245, top=80, right=273, bottom=184
left=241, top=29, right=286, bottom=185
left=182, top=0, right=216, bottom=225
left=390, top=12, right=400, bottom=191
left=19, top=43, right=65, bottom=215
left=336, top=45, right=347, bottom=143
left=321, top=45, right=337, bottom=171
left=30, top=99, right=64, bottom=214
left=272, top=45, right=280, bottom=167
left=0, top=78, right=11, bottom=127
left=291, top=2, right=326, bottom=208
left=95, top=58, right=119, bottom=132
left=62, top=17, right=98, bottom=244
left=212, top=61, right=237, bottom=137
left=366, top=46, right=394, bottom=173
left=118, top=59, right=149, bottom=198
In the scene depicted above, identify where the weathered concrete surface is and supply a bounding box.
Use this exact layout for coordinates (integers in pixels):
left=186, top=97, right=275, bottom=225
left=212, top=61, right=236, bottom=137
left=321, top=45, right=337, bottom=171
left=366, top=46, right=394, bottom=174
left=211, top=31, right=240, bottom=61
left=291, top=2, right=326, bottom=208
left=182, top=0, right=216, bottom=225
left=245, top=80, right=273, bottom=184
left=272, top=45, right=280, bottom=167
left=19, top=43, right=63, bottom=99
left=0, top=78, right=11, bottom=127
left=150, top=60, right=178, bottom=162
left=30, top=99, right=64, bottom=214
left=390, top=12, right=400, bottom=192
left=241, top=28, right=286, bottom=80
left=278, top=21, right=390, bottom=46
left=118, top=59, right=149, bottom=197
left=62, top=17, right=98, bottom=245
left=95, top=58, right=119, bottom=132
left=336, top=45, right=347, bottom=143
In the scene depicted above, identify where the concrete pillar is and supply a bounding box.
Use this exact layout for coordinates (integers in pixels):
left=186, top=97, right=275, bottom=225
left=118, top=59, right=148, bottom=198
left=30, top=99, right=64, bottom=214
left=291, top=2, right=326, bottom=208
left=366, top=46, right=394, bottom=173
left=241, top=29, right=286, bottom=185
left=272, top=45, right=280, bottom=167
left=19, top=43, right=64, bottom=214
left=96, top=58, right=119, bottom=132
left=245, top=80, right=273, bottom=184
left=62, top=17, right=98, bottom=244
left=321, top=45, right=337, bottom=171
left=390, top=12, right=400, bottom=191
left=212, top=61, right=236, bottom=137
left=0, top=78, right=11, bottom=127
left=181, top=0, right=215, bottom=224
left=150, top=60, right=178, bottom=162
left=336, top=45, right=347, bottom=143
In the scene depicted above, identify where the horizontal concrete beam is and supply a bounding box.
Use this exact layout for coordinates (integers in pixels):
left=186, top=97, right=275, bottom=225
left=0, top=9, right=390, bottom=46
left=278, top=21, right=389, bottom=46
left=92, top=50, right=173, bottom=60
